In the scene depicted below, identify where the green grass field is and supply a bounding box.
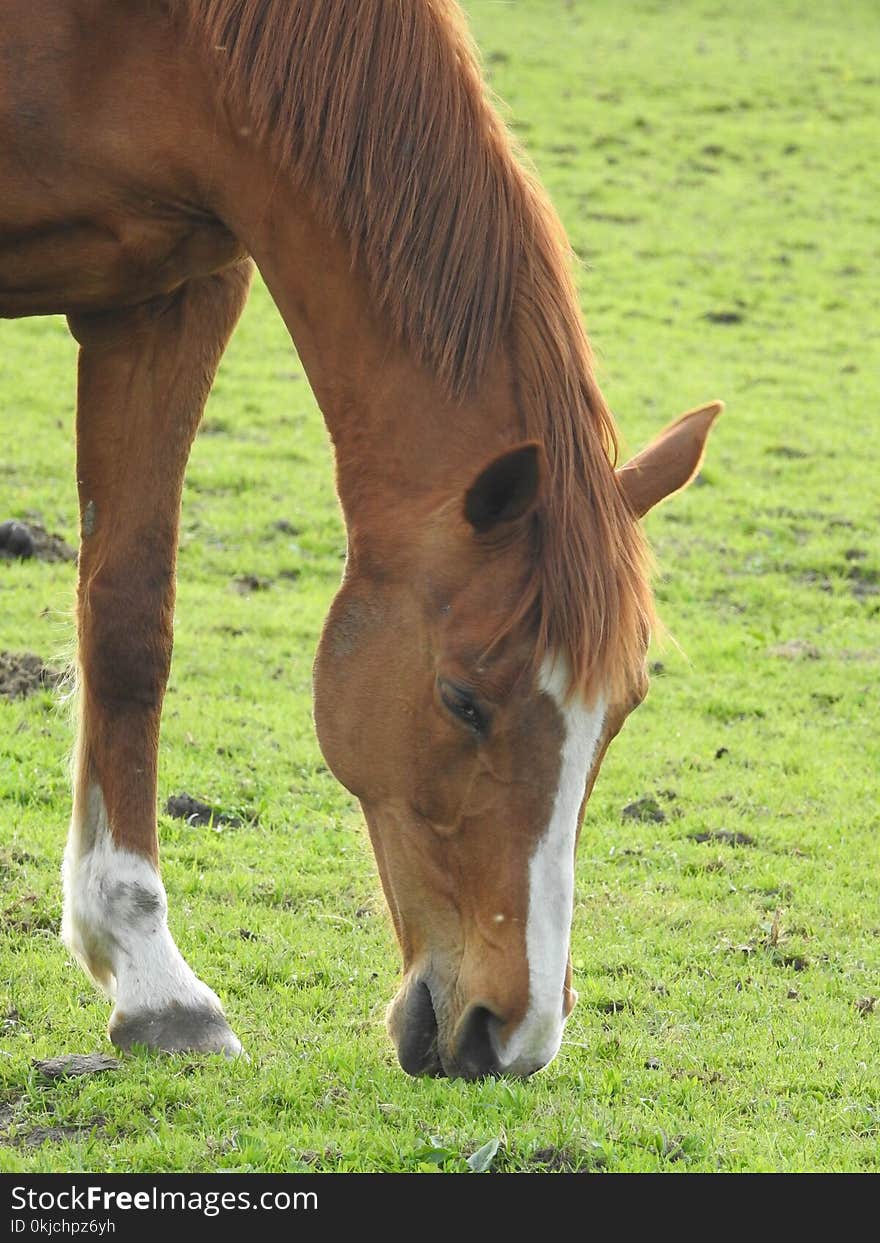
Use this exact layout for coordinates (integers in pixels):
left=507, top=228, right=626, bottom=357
left=1, top=0, right=878, bottom=1173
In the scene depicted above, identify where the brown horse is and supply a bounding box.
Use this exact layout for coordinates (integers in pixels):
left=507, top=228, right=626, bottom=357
left=1, top=0, right=720, bottom=1079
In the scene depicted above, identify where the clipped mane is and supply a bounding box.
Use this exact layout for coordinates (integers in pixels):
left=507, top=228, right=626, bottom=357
left=170, top=0, right=654, bottom=697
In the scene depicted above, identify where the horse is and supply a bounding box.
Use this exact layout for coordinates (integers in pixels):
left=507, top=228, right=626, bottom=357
left=0, top=0, right=721, bottom=1080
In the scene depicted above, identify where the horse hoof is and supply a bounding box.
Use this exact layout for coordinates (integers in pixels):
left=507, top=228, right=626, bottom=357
left=109, top=1004, right=243, bottom=1057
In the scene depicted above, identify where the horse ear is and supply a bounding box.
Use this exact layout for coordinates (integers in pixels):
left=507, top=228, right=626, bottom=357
left=464, top=442, right=545, bottom=534
left=617, top=401, right=723, bottom=518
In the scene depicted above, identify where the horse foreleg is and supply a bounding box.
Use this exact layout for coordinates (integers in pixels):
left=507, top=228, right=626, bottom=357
left=61, top=260, right=252, bottom=1055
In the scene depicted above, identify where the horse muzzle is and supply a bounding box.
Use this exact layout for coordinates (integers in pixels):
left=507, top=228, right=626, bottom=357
left=387, top=976, right=560, bottom=1080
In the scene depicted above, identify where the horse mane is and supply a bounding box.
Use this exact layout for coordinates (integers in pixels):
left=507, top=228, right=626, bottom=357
left=169, top=0, right=654, bottom=698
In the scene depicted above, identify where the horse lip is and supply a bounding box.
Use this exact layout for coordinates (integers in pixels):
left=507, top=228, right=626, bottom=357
left=393, top=978, right=445, bottom=1078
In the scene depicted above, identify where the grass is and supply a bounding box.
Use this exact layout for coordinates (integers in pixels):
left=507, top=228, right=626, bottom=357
left=1, top=0, right=878, bottom=1173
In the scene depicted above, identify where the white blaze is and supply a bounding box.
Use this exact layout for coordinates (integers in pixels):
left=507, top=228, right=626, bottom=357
left=62, top=783, right=236, bottom=1038
left=496, top=657, right=605, bottom=1075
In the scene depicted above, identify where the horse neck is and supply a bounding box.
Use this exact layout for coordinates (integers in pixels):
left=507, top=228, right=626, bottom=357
left=217, top=168, right=520, bottom=554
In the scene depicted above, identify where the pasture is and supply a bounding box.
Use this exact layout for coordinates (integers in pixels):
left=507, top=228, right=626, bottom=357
left=1, top=0, right=878, bottom=1172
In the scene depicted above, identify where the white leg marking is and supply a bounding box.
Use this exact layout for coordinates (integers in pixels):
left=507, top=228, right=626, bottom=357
left=62, top=783, right=238, bottom=1049
left=496, top=657, right=605, bottom=1075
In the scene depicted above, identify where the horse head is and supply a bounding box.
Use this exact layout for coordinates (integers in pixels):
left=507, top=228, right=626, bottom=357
left=314, top=402, right=721, bottom=1078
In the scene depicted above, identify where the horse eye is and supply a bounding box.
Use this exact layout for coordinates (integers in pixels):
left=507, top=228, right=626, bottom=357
left=439, top=682, right=488, bottom=738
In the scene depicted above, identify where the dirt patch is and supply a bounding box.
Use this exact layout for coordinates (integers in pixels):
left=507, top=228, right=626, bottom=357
left=0, top=519, right=76, bottom=563
left=588, top=997, right=633, bottom=1014
left=33, top=1054, right=121, bottom=1080
left=670, top=1067, right=724, bottom=1085
left=622, top=796, right=666, bottom=824
left=164, top=792, right=244, bottom=828
left=765, top=444, right=809, bottom=459
left=847, top=564, right=879, bottom=598
left=232, top=574, right=272, bottom=595
left=684, top=856, right=726, bottom=874
left=773, top=952, right=808, bottom=971
left=795, top=569, right=833, bottom=593
left=2, top=1009, right=22, bottom=1033
left=5, top=1119, right=106, bottom=1149
left=0, top=651, right=65, bottom=700
left=0, top=848, right=37, bottom=876
left=690, top=829, right=755, bottom=847
left=702, top=309, right=744, bottom=324
left=0, top=1097, right=106, bottom=1148
left=811, top=691, right=841, bottom=708
left=768, top=640, right=820, bottom=660
left=2, top=894, right=56, bottom=933
left=198, top=418, right=230, bottom=436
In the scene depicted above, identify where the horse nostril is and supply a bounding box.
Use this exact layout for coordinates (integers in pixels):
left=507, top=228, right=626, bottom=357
left=395, top=981, right=443, bottom=1077
left=454, top=1004, right=500, bottom=1080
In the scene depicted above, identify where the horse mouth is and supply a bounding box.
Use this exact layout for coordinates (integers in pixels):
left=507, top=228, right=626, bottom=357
left=390, top=979, right=445, bottom=1078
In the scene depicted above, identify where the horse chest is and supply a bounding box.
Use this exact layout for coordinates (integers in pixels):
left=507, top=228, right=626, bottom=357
left=0, top=209, right=246, bottom=317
